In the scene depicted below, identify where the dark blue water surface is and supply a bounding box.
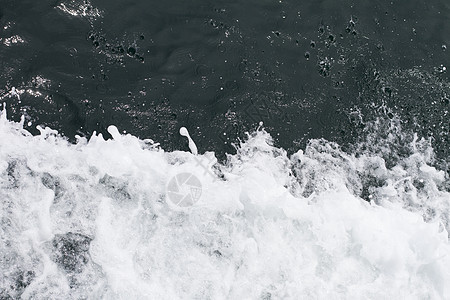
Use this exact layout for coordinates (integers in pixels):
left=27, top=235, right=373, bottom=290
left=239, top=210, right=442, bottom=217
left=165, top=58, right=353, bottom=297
left=0, top=0, right=449, bottom=161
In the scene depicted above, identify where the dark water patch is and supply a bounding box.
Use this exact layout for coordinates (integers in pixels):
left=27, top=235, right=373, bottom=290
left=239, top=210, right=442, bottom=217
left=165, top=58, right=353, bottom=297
left=99, top=174, right=131, bottom=202
left=51, top=232, right=92, bottom=275
left=0, top=270, right=35, bottom=300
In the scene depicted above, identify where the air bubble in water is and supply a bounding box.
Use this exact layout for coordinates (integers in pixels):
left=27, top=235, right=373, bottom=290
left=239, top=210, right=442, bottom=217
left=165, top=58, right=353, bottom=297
left=127, top=47, right=136, bottom=57
left=436, top=65, right=447, bottom=73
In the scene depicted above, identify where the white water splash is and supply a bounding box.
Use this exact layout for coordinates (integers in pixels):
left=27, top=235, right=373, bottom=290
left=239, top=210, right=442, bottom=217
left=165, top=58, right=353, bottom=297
left=179, top=126, right=198, bottom=155
left=0, top=108, right=449, bottom=299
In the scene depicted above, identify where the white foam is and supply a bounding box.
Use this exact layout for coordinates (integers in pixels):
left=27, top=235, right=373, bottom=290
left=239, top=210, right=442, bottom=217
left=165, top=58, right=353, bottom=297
left=56, top=0, right=103, bottom=19
left=0, top=109, right=449, bottom=299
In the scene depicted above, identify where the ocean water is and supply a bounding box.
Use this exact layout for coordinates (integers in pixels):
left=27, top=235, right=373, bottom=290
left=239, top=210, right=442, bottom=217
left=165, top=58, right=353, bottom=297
left=1, top=0, right=450, bottom=299
left=1, top=0, right=449, bottom=157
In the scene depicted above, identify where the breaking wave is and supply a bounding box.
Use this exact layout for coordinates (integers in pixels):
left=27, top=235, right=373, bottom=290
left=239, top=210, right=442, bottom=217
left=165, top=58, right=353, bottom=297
left=1, top=105, right=449, bottom=299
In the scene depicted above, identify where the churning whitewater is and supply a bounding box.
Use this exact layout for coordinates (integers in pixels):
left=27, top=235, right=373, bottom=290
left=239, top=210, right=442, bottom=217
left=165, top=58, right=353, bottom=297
left=1, top=105, right=449, bottom=299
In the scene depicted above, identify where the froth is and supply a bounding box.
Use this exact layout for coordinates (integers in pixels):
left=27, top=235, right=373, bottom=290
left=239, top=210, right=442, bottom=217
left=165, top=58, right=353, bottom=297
left=0, top=109, right=449, bottom=299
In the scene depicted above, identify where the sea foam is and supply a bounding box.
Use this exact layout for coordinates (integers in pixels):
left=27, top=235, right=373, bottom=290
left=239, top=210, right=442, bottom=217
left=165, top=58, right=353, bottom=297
left=0, top=107, right=449, bottom=299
